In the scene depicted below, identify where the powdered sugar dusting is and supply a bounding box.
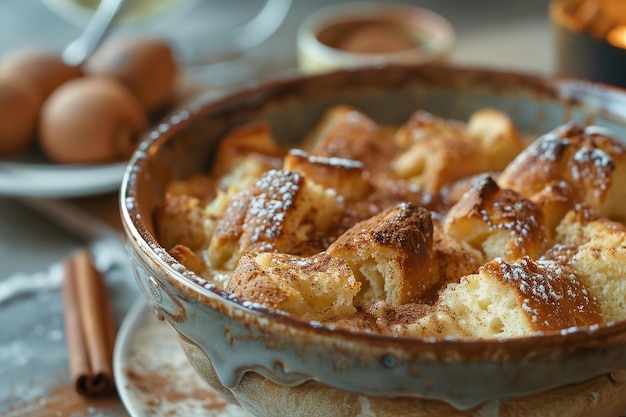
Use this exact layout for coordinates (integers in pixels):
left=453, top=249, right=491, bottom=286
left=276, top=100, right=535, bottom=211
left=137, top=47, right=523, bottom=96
left=570, top=144, right=614, bottom=201
left=246, top=170, right=302, bottom=247
left=468, top=175, right=546, bottom=256
left=484, top=257, right=600, bottom=331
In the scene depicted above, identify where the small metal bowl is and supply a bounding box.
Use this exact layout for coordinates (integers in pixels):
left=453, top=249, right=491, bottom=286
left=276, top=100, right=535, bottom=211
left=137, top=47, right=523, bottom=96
left=120, top=64, right=626, bottom=416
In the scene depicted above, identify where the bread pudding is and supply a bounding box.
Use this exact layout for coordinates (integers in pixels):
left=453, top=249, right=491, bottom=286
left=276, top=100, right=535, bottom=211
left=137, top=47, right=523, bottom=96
left=154, top=104, right=626, bottom=340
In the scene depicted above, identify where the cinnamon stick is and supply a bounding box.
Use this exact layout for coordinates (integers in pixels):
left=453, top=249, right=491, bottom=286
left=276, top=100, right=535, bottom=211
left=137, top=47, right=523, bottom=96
left=62, top=249, right=117, bottom=397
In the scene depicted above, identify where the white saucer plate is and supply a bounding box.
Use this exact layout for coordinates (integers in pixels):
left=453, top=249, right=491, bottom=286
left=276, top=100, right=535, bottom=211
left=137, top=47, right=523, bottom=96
left=0, top=161, right=128, bottom=197
left=113, top=298, right=251, bottom=417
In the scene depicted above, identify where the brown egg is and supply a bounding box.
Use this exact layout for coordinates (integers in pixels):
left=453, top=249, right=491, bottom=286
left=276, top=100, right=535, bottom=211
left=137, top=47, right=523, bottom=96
left=85, top=37, right=178, bottom=113
left=0, top=49, right=83, bottom=98
left=39, top=77, right=148, bottom=164
left=0, top=72, right=43, bottom=156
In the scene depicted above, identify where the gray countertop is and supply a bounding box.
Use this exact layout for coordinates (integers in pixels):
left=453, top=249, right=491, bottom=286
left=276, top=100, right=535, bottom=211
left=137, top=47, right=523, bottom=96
left=0, top=0, right=552, bottom=415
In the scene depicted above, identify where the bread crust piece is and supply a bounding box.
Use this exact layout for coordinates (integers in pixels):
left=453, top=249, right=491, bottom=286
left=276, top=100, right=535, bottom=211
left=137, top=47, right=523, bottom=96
left=169, top=243, right=206, bottom=275
left=498, top=124, right=626, bottom=222
left=327, top=202, right=434, bottom=307
left=431, top=214, right=484, bottom=294
left=392, top=111, right=485, bottom=192
left=209, top=169, right=343, bottom=270
left=211, top=122, right=283, bottom=179
left=466, top=107, right=523, bottom=171
left=545, top=209, right=626, bottom=322
left=283, top=149, right=372, bottom=201
left=392, top=108, right=521, bottom=193
left=444, top=175, right=549, bottom=262
left=154, top=193, right=212, bottom=252
left=226, top=252, right=360, bottom=321
left=431, top=257, right=603, bottom=338
left=302, top=104, right=396, bottom=173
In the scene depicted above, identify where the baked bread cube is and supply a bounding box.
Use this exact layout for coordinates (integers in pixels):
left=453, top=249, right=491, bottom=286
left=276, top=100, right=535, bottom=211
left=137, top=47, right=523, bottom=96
left=209, top=169, right=343, bottom=270
left=444, top=175, right=549, bottom=262
left=393, top=109, right=466, bottom=147
left=528, top=180, right=576, bottom=238
left=498, top=124, right=626, bottom=222
left=154, top=193, right=212, bottom=251
left=431, top=215, right=485, bottom=290
left=432, top=257, right=602, bottom=338
left=466, top=107, right=523, bottom=171
left=164, top=173, right=217, bottom=203
left=226, top=252, right=360, bottom=321
left=211, top=122, right=283, bottom=179
left=169, top=244, right=206, bottom=275
left=219, top=153, right=283, bottom=197
left=547, top=210, right=626, bottom=322
left=327, top=202, right=434, bottom=306
left=211, top=123, right=283, bottom=195
left=392, top=111, right=485, bottom=192
left=283, top=148, right=372, bottom=200
left=301, top=104, right=396, bottom=171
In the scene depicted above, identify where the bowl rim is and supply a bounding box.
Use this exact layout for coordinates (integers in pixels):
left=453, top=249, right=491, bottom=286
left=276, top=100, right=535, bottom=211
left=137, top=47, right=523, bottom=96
left=120, top=63, right=626, bottom=353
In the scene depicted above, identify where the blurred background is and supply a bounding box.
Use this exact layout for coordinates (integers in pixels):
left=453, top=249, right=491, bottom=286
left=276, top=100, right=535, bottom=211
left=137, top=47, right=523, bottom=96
left=0, top=1, right=556, bottom=415
left=0, top=0, right=555, bottom=298
left=0, top=0, right=553, bottom=87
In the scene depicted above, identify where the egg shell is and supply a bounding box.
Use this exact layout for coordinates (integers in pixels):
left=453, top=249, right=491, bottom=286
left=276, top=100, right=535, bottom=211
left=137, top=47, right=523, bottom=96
left=39, top=77, right=148, bottom=164
left=85, top=37, right=178, bottom=113
left=0, top=72, right=43, bottom=156
left=0, top=49, right=83, bottom=98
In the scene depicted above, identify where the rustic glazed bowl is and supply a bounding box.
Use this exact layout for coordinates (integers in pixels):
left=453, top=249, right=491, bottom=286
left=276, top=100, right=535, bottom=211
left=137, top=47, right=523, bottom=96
left=120, top=64, right=626, bottom=416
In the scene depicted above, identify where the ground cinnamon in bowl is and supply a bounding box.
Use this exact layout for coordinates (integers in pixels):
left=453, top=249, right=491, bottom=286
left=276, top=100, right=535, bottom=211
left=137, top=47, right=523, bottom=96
left=297, top=2, right=454, bottom=73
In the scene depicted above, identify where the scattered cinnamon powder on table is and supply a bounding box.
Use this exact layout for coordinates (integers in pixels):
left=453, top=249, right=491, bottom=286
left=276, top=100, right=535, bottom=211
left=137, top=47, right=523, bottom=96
left=120, top=307, right=251, bottom=417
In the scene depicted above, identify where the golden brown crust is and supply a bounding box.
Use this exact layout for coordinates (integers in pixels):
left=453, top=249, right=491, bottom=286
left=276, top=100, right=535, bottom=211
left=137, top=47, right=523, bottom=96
left=207, top=188, right=250, bottom=268
left=445, top=175, right=549, bottom=261
left=303, top=104, right=396, bottom=173
left=480, top=257, right=602, bottom=331
left=169, top=244, right=206, bottom=275
left=154, top=193, right=211, bottom=251
left=283, top=149, right=372, bottom=200
left=392, top=111, right=485, bottom=192
left=498, top=124, right=626, bottom=222
left=211, top=122, right=283, bottom=178
left=209, top=169, right=343, bottom=269
left=328, top=202, right=434, bottom=306
left=156, top=108, right=626, bottom=340
left=226, top=252, right=360, bottom=320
